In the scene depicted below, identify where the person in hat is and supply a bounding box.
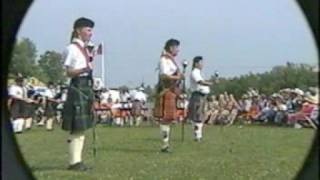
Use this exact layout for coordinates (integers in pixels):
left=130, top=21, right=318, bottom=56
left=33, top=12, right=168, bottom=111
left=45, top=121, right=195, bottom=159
left=43, top=82, right=61, bottom=131
left=153, top=38, right=183, bottom=152
left=23, top=87, right=40, bottom=130
left=287, top=94, right=318, bottom=128
left=8, top=76, right=36, bottom=133
left=131, top=87, right=147, bottom=126
left=188, top=56, right=213, bottom=141
left=61, top=17, right=96, bottom=171
left=226, top=94, right=240, bottom=126
left=204, top=95, right=219, bottom=125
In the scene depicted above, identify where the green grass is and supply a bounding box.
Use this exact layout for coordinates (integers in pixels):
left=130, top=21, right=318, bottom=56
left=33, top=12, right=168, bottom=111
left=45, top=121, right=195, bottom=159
left=15, top=123, right=316, bottom=180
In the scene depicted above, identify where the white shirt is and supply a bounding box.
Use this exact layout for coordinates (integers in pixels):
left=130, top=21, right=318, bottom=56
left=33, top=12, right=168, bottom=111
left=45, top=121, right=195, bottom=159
left=43, top=88, right=54, bottom=99
left=190, top=68, right=210, bottom=94
left=9, top=85, right=24, bottom=99
left=61, top=92, right=68, bottom=102
left=278, top=104, right=287, bottom=111
left=244, top=99, right=252, bottom=111
left=134, top=91, right=147, bottom=101
left=159, top=56, right=178, bottom=76
left=100, top=91, right=110, bottom=104
left=112, top=103, right=121, bottom=109
left=63, top=38, right=90, bottom=77
left=120, top=93, right=130, bottom=102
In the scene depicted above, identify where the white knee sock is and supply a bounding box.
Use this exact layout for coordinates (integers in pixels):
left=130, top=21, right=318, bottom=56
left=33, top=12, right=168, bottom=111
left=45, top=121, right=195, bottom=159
left=68, top=134, right=85, bottom=165
left=193, top=122, right=203, bottom=140
left=25, top=118, right=33, bottom=129
left=78, top=135, right=85, bottom=161
left=46, top=118, right=54, bottom=130
left=115, top=117, right=121, bottom=125
left=14, top=118, right=25, bottom=132
left=160, top=124, right=170, bottom=148
left=129, top=117, right=133, bottom=126
left=135, top=117, right=142, bottom=126
left=12, top=119, right=20, bottom=132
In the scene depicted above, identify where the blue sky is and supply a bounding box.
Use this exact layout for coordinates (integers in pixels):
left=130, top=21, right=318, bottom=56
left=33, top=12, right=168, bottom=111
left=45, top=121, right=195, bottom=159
left=17, top=0, right=318, bottom=87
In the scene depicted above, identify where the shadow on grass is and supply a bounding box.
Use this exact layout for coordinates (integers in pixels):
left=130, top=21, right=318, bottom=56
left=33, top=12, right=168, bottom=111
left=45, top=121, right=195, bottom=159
left=99, top=146, right=157, bottom=154
left=30, top=165, right=67, bottom=172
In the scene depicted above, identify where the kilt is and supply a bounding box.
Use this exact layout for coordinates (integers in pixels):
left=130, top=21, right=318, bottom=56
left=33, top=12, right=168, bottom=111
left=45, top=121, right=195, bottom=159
left=112, top=109, right=121, bottom=118
left=24, top=102, right=38, bottom=118
left=45, top=101, right=57, bottom=118
left=153, top=89, right=177, bottom=122
left=62, top=77, right=94, bottom=133
left=187, top=92, right=206, bottom=123
left=120, top=109, right=130, bottom=118
left=10, top=99, right=26, bottom=119
left=131, top=100, right=143, bottom=117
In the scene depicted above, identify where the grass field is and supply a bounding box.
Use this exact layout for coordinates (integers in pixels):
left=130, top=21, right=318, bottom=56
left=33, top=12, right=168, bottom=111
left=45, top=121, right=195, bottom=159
left=15, top=123, right=316, bottom=180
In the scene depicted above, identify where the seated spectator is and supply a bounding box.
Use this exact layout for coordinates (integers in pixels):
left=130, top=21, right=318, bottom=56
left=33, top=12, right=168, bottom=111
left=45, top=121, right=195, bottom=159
left=274, top=95, right=288, bottom=125
left=287, top=94, right=318, bottom=129
left=226, top=94, right=239, bottom=126
left=204, top=95, right=219, bottom=124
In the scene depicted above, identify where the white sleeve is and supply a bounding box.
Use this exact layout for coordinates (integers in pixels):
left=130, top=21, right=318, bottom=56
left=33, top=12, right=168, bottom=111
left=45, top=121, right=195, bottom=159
left=63, top=45, right=76, bottom=68
left=192, top=69, right=203, bottom=83
left=159, top=58, right=171, bottom=75
left=8, top=86, right=17, bottom=97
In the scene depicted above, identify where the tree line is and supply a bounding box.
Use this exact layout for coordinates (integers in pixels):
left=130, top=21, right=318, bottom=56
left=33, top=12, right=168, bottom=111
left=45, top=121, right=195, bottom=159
left=9, top=38, right=66, bottom=84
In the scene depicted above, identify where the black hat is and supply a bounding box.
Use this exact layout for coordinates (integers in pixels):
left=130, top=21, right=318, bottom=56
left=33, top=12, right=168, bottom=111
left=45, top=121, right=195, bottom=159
left=15, top=73, right=24, bottom=83
left=73, top=17, right=95, bottom=29
left=15, top=77, right=24, bottom=83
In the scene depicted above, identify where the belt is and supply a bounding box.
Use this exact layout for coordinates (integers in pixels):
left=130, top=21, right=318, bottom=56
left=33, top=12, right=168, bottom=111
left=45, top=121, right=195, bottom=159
left=70, top=76, right=93, bottom=87
left=192, top=91, right=206, bottom=96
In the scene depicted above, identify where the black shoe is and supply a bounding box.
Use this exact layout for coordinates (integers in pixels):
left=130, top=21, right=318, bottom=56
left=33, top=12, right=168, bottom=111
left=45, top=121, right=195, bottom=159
left=67, top=162, right=90, bottom=171
left=160, top=146, right=171, bottom=153
left=194, top=138, right=202, bottom=142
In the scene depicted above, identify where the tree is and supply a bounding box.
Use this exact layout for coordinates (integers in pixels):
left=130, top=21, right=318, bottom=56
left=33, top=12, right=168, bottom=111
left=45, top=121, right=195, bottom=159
left=38, top=51, right=66, bottom=84
left=208, top=62, right=318, bottom=98
left=9, top=38, right=38, bottom=77
left=144, top=85, right=153, bottom=100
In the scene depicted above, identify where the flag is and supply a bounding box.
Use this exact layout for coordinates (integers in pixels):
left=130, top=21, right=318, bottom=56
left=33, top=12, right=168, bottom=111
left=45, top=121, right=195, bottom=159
left=96, top=43, right=103, bottom=55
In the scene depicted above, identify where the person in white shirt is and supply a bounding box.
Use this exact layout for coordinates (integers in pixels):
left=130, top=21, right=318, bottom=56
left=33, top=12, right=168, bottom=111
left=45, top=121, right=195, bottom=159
left=119, top=90, right=131, bottom=126
left=112, top=99, right=122, bottom=126
left=153, top=39, right=183, bottom=153
left=42, top=82, right=61, bottom=131
left=8, top=76, right=36, bottom=134
left=61, top=17, right=96, bottom=171
left=131, top=87, right=146, bottom=126
left=188, top=56, right=213, bottom=141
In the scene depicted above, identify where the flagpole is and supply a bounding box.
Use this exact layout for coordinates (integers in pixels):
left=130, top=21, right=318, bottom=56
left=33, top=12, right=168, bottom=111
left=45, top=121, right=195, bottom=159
left=101, top=42, right=105, bottom=87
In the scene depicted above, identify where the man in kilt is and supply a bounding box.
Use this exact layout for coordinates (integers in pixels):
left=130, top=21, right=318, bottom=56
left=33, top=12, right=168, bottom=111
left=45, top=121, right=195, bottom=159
left=43, top=82, right=61, bottom=131
left=8, top=75, right=36, bottom=134
left=24, top=88, right=39, bottom=130
left=131, top=87, right=146, bottom=127
left=153, top=39, right=184, bottom=152
left=61, top=17, right=96, bottom=171
left=188, top=56, right=213, bottom=141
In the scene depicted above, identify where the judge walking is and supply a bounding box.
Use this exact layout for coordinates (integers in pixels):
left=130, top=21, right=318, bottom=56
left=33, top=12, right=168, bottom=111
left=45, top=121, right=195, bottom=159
left=188, top=56, right=213, bottom=141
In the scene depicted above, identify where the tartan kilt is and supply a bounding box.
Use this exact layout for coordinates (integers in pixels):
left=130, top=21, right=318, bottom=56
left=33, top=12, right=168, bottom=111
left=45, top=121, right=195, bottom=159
left=10, top=99, right=26, bottom=119
left=131, top=100, right=143, bottom=117
left=62, top=77, right=94, bottom=133
left=187, top=92, right=206, bottom=123
left=45, top=101, right=57, bottom=118
left=153, top=89, right=177, bottom=122
left=112, top=109, right=121, bottom=118
left=23, top=102, right=37, bottom=118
